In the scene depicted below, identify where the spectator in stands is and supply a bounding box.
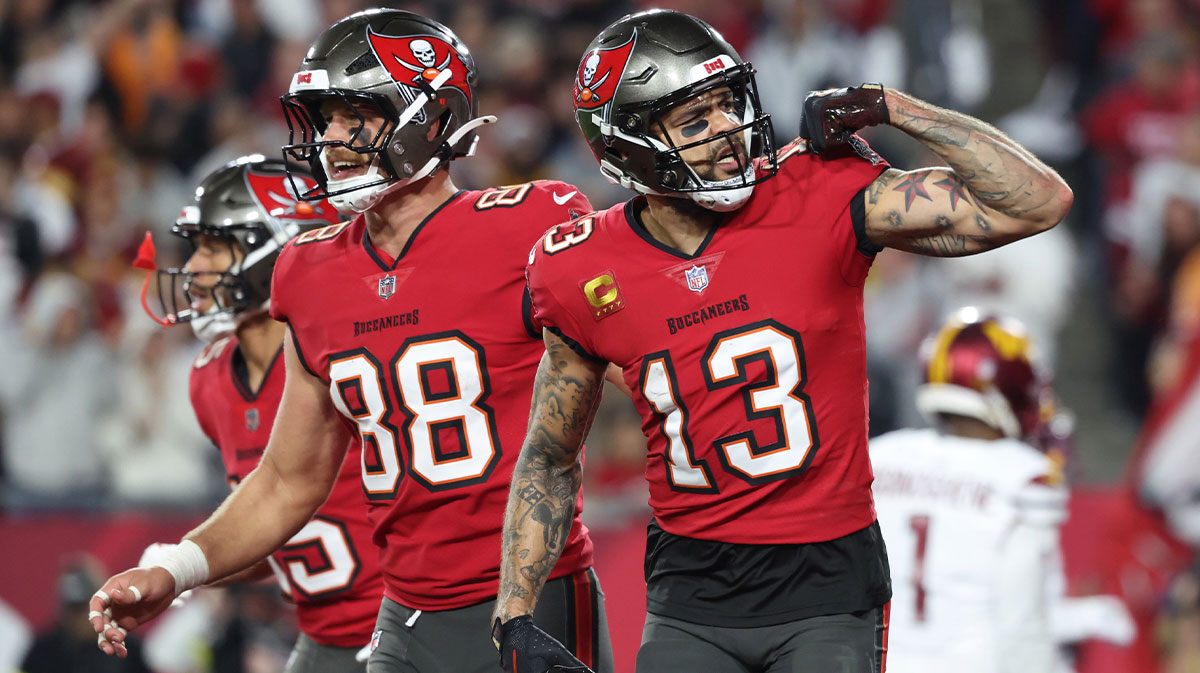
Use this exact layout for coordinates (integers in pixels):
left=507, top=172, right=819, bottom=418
left=0, top=269, right=115, bottom=508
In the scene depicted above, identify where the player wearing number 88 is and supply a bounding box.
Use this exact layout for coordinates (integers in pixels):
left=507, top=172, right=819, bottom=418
left=495, top=8, right=1074, bottom=673
left=88, top=8, right=610, bottom=673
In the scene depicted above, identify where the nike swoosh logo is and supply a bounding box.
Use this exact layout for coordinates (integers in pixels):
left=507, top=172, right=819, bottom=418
left=552, top=190, right=577, bottom=206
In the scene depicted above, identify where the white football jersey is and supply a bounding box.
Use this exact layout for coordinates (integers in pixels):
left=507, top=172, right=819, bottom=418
left=870, top=428, right=1067, bottom=673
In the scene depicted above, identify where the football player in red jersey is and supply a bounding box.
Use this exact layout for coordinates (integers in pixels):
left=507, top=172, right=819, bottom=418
left=90, top=10, right=612, bottom=673
left=493, top=9, right=1074, bottom=673
left=135, top=155, right=384, bottom=673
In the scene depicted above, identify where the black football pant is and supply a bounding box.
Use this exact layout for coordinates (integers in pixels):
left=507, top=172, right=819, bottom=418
left=367, top=567, right=612, bottom=673
left=637, top=603, right=889, bottom=673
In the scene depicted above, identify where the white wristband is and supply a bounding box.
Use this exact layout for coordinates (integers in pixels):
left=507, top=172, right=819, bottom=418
left=153, top=540, right=210, bottom=596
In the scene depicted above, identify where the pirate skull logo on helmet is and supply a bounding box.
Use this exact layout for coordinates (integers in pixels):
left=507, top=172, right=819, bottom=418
left=410, top=39, right=437, bottom=68
left=583, top=52, right=600, bottom=86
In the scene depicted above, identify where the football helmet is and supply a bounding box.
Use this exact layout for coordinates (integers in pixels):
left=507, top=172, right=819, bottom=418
left=574, top=9, right=776, bottom=212
left=281, top=8, right=494, bottom=214
left=136, top=155, right=340, bottom=341
left=915, top=307, right=1053, bottom=439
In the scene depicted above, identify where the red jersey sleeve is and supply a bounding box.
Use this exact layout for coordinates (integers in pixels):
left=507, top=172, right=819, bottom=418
left=188, top=337, right=232, bottom=446
left=269, top=232, right=329, bottom=379
left=512, top=181, right=594, bottom=341
left=525, top=223, right=605, bottom=362
left=269, top=237, right=300, bottom=325
left=774, top=136, right=888, bottom=286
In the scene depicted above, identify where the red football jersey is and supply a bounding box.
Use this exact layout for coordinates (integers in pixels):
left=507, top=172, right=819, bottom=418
left=189, top=335, right=384, bottom=647
left=527, top=140, right=887, bottom=544
left=269, top=181, right=596, bottom=610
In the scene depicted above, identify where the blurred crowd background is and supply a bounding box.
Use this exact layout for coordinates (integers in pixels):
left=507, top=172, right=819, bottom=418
left=4, top=0, right=1200, bottom=671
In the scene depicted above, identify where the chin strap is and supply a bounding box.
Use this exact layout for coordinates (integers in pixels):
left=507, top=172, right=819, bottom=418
left=132, top=232, right=175, bottom=328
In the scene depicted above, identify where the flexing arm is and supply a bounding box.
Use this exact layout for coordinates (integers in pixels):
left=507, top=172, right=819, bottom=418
left=90, top=331, right=350, bottom=656
left=494, top=330, right=606, bottom=624
left=802, top=85, right=1073, bottom=256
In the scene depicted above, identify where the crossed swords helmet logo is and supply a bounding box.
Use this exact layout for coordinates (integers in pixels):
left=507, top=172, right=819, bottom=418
left=244, top=171, right=335, bottom=223
left=576, top=52, right=609, bottom=102
left=393, top=38, right=453, bottom=82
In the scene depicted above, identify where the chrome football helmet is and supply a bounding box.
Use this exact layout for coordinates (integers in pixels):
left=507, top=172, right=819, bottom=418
left=137, top=155, right=340, bottom=341
left=574, top=9, right=776, bottom=212
left=281, top=8, right=494, bottom=214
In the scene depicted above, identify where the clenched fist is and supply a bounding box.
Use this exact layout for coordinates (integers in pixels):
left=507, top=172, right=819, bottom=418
left=799, top=83, right=889, bottom=155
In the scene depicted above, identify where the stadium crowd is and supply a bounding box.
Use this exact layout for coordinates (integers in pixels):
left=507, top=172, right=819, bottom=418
left=4, top=0, right=1200, bottom=671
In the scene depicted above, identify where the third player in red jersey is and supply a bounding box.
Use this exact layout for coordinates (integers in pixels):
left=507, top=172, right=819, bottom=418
left=141, top=156, right=382, bottom=672
left=190, top=332, right=382, bottom=653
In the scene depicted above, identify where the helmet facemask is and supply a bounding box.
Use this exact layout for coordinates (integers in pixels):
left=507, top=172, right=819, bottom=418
left=136, top=156, right=340, bottom=341
left=643, top=68, right=775, bottom=211
left=280, top=16, right=496, bottom=216
left=151, top=225, right=258, bottom=341
left=282, top=90, right=407, bottom=214
left=589, top=62, right=777, bottom=212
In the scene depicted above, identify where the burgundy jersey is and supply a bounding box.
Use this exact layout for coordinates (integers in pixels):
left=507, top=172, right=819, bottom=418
left=270, top=181, right=596, bottom=610
left=527, top=140, right=888, bottom=545
left=189, top=334, right=384, bottom=647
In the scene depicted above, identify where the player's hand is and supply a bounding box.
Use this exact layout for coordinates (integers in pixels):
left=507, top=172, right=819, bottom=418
left=88, top=567, right=176, bottom=657
left=138, top=543, right=194, bottom=608
left=799, top=83, right=889, bottom=155
left=493, top=616, right=592, bottom=673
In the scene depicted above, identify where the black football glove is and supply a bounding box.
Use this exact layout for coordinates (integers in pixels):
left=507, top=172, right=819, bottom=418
left=493, top=616, right=592, bottom=673
left=799, top=83, right=889, bottom=155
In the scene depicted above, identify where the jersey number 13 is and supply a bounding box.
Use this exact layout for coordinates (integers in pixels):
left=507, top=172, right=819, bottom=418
left=640, top=319, right=820, bottom=491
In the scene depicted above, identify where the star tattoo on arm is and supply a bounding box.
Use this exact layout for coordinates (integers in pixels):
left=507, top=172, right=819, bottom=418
left=933, top=176, right=973, bottom=211
left=892, top=172, right=933, bottom=211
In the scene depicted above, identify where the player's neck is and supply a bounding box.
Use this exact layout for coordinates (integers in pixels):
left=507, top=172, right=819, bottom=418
left=363, top=171, right=458, bottom=260
left=235, top=313, right=285, bottom=390
left=642, top=194, right=722, bottom=257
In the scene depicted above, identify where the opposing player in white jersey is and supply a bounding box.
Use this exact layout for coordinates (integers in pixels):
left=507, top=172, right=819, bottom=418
left=871, top=308, right=1131, bottom=673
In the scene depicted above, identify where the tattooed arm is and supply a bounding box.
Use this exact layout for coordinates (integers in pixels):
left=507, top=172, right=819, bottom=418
left=862, top=89, right=1073, bottom=257
left=493, top=329, right=606, bottom=623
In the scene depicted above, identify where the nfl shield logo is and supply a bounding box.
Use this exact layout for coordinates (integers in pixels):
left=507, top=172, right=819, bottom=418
left=684, top=265, right=709, bottom=293
left=378, top=275, right=396, bottom=299
left=370, top=629, right=383, bottom=653
left=245, top=408, right=260, bottom=432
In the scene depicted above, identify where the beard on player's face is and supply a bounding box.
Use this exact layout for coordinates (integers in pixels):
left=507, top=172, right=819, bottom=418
left=684, top=134, right=749, bottom=183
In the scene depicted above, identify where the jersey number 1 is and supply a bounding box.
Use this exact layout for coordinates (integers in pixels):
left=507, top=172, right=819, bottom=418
left=640, top=320, right=819, bottom=490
